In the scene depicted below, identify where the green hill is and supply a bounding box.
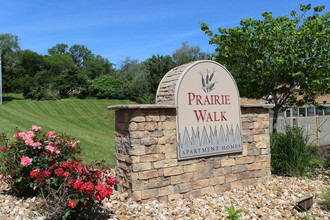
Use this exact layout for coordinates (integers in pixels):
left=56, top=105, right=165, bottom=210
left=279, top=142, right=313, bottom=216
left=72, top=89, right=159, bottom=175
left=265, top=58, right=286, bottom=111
left=0, top=95, right=135, bottom=167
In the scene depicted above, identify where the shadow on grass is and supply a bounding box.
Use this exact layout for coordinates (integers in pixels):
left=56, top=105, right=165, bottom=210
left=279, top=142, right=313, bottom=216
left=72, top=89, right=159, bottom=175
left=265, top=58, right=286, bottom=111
left=2, top=93, right=24, bottom=103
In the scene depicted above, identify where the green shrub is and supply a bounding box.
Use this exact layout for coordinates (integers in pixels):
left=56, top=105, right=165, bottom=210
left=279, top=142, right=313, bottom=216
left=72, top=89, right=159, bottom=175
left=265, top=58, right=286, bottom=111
left=318, top=187, right=330, bottom=210
left=270, top=125, right=319, bottom=176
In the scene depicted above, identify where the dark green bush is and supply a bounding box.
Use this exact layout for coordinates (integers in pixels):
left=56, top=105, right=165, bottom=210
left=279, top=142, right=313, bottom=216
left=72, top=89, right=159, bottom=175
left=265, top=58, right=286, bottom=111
left=270, top=125, right=319, bottom=176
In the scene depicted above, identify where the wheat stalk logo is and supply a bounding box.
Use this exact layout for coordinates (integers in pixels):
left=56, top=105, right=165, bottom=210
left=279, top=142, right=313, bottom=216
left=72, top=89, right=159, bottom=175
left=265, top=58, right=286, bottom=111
left=200, top=68, right=216, bottom=93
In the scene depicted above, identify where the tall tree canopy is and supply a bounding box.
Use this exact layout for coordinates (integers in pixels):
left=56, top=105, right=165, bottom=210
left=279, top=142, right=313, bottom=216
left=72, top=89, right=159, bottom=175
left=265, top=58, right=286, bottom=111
left=172, top=41, right=210, bottom=66
left=201, top=4, right=330, bottom=132
left=0, top=34, right=20, bottom=104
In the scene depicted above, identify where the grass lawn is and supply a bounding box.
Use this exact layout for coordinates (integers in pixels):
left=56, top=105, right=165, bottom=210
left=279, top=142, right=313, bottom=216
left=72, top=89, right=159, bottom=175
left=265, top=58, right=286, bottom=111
left=0, top=94, right=135, bottom=167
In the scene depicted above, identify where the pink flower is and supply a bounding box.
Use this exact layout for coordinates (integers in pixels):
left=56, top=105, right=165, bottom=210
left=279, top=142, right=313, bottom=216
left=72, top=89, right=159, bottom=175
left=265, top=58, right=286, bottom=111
left=45, top=145, right=55, bottom=152
left=25, top=138, right=34, bottom=146
left=0, top=174, right=3, bottom=179
left=31, top=142, right=42, bottom=149
left=21, top=157, right=32, bottom=166
left=55, top=149, right=61, bottom=154
left=0, top=145, right=7, bottom=152
left=31, top=125, right=42, bottom=131
left=14, top=132, right=25, bottom=139
left=48, top=131, right=56, bottom=138
left=26, top=131, right=36, bottom=138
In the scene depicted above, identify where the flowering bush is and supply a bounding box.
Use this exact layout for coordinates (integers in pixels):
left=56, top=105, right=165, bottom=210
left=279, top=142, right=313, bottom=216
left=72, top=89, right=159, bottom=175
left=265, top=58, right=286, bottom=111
left=0, top=126, right=81, bottom=195
left=0, top=126, right=117, bottom=219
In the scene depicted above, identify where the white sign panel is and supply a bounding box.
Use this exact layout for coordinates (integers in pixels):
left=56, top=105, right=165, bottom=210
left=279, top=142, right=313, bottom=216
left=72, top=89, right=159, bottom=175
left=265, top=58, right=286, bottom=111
left=176, top=60, right=243, bottom=160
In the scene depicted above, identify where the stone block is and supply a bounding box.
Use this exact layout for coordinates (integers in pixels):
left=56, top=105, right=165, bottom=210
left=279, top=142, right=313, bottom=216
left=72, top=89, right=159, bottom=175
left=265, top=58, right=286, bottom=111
left=201, top=186, right=215, bottom=196
left=128, top=122, right=138, bottom=131
left=131, top=115, right=146, bottom=122
left=209, top=176, right=225, bottom=185
left=132, top=191, right=142, bottom=201
left=158, top=185, right=174, bottom=196
left=174, top=182, right=193, bottom=193
left=254, top=168, right=267, bottom=178
left=238, top=171, right=253, bottom=180
left=246, top=162, right=262, bottom=170
left=235, top=156, right=254, bottom=165
left=154, top=159, right=178, bottom=169
left=146, top=114, right=160, bottom=122
left=139, top=170, right=159, bottom=180
left=225, top=173, right=237, bottom=183
left=131, top=180, right=145, bottom=191
left=214, top=183, right=231, bottom=193
left=141, top=188, right=158, bottom=200
left=183, top=164, right=197, bottom=173
left=183, top=189, right=201, bottom=199
left=130, top=131, right=150, bottom=139
left=170, top=175, right=182, bottom=185
left=140, top=154, right=161, bottom=162
left=221, top=158, right=236, bottom=167
left=145, top=145, right=160, bottom=154
left=141, top=137, right=158, bottom=146
left=213, top=167, right=231, bottom=176
left=231, top=164, right=247, bottom=173
left=181, top=172, right=197, bottom=183
left=151, top=130, right=164, bottom=137
left=129, top=145, right=146, bottom=156
left=164, top=166, right=184, bottom=176
left=132, top=162, right=151, bottom=172
left=194, top=179, right=210, bottom=189
left=196, top=162, right=214, bottom=179
left=168, top=194, right=183, bottom=201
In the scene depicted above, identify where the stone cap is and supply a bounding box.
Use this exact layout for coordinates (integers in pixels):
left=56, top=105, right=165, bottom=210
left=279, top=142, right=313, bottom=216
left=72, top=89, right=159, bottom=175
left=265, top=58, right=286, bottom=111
left=108, top=104, right=178, bottom=110
left=107, top=103, right=272, bottom=110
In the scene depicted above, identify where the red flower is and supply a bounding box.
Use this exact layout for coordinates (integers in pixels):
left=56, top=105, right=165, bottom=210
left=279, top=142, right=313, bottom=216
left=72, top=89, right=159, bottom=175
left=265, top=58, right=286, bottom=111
left=73, top=179, right=83, bottom=189
left=68, top=199, right=76, bottom=208
left=43, top=169, right=51, bottom=178
left=106, top=176, right=117, bottom=186
left=30, top=169, right=40, bottom=178
left=61, top=161, right=68, bottom=168
left=0, top=145, right=7, bottom=152
left=84, top=182, right=94, bottom=192
left=54, top=168, right=64, bottom=176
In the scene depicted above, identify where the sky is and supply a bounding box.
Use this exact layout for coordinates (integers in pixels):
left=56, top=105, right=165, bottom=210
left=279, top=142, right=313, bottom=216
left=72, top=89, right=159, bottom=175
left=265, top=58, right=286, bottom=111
left=1, top=0, right=329, bottom=67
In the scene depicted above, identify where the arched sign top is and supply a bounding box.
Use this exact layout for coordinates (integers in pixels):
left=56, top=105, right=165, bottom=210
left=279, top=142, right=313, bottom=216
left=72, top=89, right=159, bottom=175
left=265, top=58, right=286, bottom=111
left=174, top=60, right=240, bottom=105
left=157, top=60, right=243, bottom=160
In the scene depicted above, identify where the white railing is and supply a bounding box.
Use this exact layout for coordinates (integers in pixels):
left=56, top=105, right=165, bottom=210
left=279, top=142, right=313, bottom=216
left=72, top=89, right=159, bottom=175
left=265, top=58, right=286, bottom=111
left=270, top=115, right=330, bottom=146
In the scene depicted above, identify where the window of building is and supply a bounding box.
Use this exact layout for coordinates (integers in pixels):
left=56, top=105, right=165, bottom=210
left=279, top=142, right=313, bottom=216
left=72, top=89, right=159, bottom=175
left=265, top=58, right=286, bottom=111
left=307, top=107, right=315, bottom=116
left=299, top=108, right=306, bottom=117
left=325, top=107, right=330, bottom=116
left=316, top=108, right=324, bottom=116
left=292, top=108, right=298, bottom=117
left=285, top=109, right=291, bottom=117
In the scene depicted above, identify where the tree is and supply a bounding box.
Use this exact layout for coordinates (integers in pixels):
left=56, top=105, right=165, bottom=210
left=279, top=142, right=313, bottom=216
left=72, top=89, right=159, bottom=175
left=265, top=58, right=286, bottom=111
left=69, top=44, right=93, bottom=67
left=201, top=4, right=330, bottom=132
left=48, top=43, right=69, bottom=55
left=172, top=41, right=210, bottom=65
left=143, top=55, right=175, bottom=95
left=0, top=34, right=20, bottom=104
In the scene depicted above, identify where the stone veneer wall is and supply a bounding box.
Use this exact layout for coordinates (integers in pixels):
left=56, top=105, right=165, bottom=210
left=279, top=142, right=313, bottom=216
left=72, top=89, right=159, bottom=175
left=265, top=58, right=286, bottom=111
left=110, top=104, right=271, bottom=201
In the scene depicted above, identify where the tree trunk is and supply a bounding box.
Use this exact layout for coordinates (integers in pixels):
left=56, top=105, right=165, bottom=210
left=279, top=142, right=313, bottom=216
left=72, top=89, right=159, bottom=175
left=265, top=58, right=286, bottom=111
left=272, top=106, right=280, bottom=133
